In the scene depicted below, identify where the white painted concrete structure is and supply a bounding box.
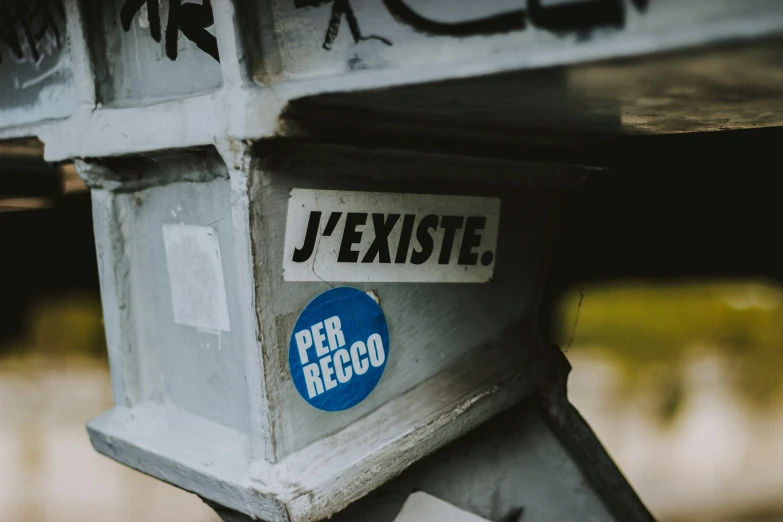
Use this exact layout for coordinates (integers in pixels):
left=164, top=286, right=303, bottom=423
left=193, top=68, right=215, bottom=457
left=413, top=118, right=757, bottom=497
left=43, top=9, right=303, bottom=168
left=3, top=1, right=783, bottom=521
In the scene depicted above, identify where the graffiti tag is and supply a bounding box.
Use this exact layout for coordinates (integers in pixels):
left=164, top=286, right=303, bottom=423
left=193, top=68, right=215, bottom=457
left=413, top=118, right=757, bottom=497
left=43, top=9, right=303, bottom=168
left=296, top=0, right=650, bottom=50
left=120, top=0, right=219, bottom=62
left=0, top=0, right=65, bottom=67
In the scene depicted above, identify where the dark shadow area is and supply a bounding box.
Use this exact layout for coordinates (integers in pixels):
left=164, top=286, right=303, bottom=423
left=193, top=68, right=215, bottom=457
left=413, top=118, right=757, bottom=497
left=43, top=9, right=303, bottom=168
left=539, top=125, right=783, bottom=340
left=0, top=146, right=100, bottom=348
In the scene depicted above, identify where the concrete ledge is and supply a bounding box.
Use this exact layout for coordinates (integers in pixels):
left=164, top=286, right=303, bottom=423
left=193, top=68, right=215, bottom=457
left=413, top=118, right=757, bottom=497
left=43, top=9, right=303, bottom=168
left=88, top=339, right=558, bottom=522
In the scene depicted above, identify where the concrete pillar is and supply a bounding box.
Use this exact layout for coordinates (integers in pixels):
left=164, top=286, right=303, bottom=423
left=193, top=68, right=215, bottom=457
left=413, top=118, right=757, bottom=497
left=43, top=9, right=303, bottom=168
left=3, top=1, right=783, bottom=521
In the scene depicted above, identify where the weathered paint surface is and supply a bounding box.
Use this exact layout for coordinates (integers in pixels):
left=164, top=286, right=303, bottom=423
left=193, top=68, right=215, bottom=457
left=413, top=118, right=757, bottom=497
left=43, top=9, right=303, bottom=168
left=203, top=396, right=630, bottom=522
left=91, top=0, right=223, bottom=108
left=330, top=403, right=616, bottom=522
left=4, top=1, right=783, bottom=156
left=85, top=151, right=252, bottom=435
left=80, top=142, right=596, bottom=521
left=0, top=1, right=76, bottom=128
left=249, top=143, right=571, bottom=459
left=6, top=2, right=769, bottom=521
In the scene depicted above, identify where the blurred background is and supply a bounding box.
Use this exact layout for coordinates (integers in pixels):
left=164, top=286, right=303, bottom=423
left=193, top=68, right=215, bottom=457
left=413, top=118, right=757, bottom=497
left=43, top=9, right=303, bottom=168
left=559, top=282, right=783, bottom=522
left=1, top=134, right=782, bottom=522
left=0, top=140, right=219, bottom=522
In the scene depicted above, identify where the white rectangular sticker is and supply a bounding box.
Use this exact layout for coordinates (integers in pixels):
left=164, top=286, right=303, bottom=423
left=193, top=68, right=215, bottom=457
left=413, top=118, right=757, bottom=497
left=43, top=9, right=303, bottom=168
left=162, top=224, right=231, bottom=332
left=283, top=190, right=500, bottom=283
left=392, top=492, right=491, bottom=522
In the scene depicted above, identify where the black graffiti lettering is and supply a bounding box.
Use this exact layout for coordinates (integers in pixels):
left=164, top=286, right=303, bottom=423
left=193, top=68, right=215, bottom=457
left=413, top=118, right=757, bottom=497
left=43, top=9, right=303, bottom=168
left=338, top=212, right=367, bottom=263
left=121, top=0, right=160, bottom=40
left=148, top=0, right=161, bottom=41
left=120, top=0, right=219, bottom=62
left=174, top=0, right=219, bottom=61
left=165, top=0, right=181, bottom=59
left=362, top=214, right=400, bottom=264
left=438, top=216, right=464, bottom=265
left=394, top=214, right=416, bottom=263
left=458, top=216, right=486, bottom=266
left=410, top=214, right=438, bottom=265
left=293, top=211, right=322, bottom=263
left=382, top=0, right=525, bottom=37
left=321, top=0, right=392, bottom=50
left=300, top=0, right=651, bottom=51
left=0, top=0, right=65, bottom=67
left=527, top=0, right=624, bottom=33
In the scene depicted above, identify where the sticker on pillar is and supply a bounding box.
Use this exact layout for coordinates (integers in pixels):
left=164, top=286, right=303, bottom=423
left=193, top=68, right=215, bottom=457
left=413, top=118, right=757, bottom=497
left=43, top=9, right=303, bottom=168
left=162, top=224, right=230, bottom=332
left=289, top=287, right=389, bottom=411
left=283, top=189, right=500, bottom=283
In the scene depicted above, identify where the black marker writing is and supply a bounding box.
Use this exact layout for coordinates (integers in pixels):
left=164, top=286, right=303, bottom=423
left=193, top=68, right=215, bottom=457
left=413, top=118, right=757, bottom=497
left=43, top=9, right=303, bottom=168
left=120, top=0, right=219, bottom=62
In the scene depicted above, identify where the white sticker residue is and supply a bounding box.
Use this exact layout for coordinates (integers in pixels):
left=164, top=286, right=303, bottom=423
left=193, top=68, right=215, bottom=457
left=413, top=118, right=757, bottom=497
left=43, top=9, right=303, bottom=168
left=162, top=224, right=230, bottom=332
left=283, top=190, right=500, bottom=283
left=392, top=492, right=491, bottom=522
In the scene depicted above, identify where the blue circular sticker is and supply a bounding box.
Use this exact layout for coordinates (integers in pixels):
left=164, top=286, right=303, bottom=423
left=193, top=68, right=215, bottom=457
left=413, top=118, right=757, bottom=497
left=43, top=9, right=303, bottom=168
left=289, top=287, right=390, bottom=411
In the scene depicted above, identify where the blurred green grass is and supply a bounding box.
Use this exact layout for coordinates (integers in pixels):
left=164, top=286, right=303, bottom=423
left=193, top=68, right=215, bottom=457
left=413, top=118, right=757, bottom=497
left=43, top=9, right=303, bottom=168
left=0, top=292, right=107, bottom=365
left=5, top=283, right=783, bottom=422
left=556, top=280, right=783, bottom=420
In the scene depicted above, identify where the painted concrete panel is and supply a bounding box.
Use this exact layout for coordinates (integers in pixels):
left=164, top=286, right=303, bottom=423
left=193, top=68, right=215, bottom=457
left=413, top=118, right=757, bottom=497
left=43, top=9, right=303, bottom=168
left=249, top=143, right=568, bottom=458
left=81, top=144, right=643, bottom=522
left=88, top=0, right=222, bottom=107
left=94, top=151, right=251, bottom=434
left=0, top=1, right=76, bottom=128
